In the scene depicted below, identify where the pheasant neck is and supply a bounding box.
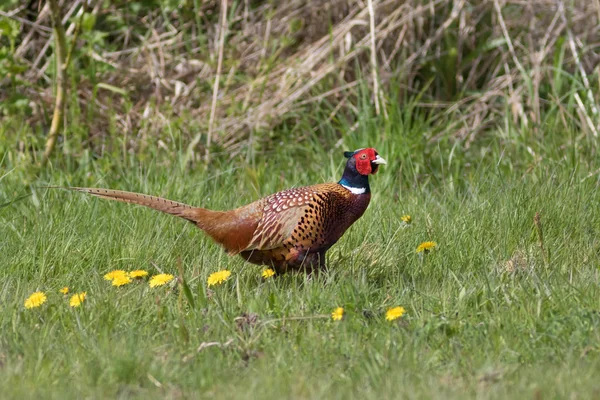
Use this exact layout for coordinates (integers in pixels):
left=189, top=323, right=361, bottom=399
left=338, top=167, right=370, bottom=194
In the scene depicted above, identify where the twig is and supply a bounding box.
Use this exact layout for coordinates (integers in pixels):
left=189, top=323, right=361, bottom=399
left=33, top=0, right=86, bottom=81
left=405, top=0, right=464, bottom=67
left=367, top=0, right=380, bottom=116
left=557, top=0, right=599, bottom=118
left=0, top=10, right=52, bottom=33
left=15, top=3, right=51, bottom=59
left=206, top=0, right=228, bottom=164
left=196, top=339, right=234, bottom=352
left=493, top=0, right=528, bottom=84
left=574, top=93, right=599, bottom=137
left=149, top=261, right=165, bottom=274
left=383, top=24, right=407, bottom=70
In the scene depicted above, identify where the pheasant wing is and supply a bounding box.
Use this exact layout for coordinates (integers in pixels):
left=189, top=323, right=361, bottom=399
left=244, top=186, right=323, bottom=251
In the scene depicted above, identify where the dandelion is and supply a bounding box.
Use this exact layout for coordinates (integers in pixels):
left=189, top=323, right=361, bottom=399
left=401, top=215, right=412, bottom=225
left=60, top=287, right=69, bottom=295
left=386, top=306, right=405, bottom=321
left=128, top=270, right=148, bottom=279
left=104, top=270, right=127, bottom=281
left=207, top=270, right=231, bottom=287
left=24, top=292, right=47, bottom=309
left=331, top=307, right=344, bottom=321
left=112, top=274, right=132, bottom=287
left=70, top=292, right=87, bottom=307
left=261, top=268, right=275, bottom=279
left=149, top=273, right=174, bottom=288
left=416, top=241, right=437, bottom=253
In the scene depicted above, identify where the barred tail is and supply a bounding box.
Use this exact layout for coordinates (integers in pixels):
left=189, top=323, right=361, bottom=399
left=50, top=186, right=254, bottom=255
left=62, top=187, right=203, bottom=223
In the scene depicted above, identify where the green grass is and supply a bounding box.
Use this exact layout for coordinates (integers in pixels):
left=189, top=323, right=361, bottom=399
left=2, top=0, right=599, bottom=395
left=2, top=118, right=600, bottom=399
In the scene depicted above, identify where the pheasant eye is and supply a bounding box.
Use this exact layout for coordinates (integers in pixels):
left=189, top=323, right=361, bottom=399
left=360, top=153, right=367, bottom=160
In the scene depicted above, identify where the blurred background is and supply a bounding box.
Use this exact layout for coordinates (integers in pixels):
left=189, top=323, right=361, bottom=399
left=0, top=0, right=598, bottom=175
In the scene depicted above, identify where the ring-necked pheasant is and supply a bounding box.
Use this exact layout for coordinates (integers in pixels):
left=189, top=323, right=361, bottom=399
left=62, top=148, right=386, bottom=273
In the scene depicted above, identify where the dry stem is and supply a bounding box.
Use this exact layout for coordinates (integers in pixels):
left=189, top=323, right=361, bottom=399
left=367, top=0, right=380, bottom=116
left=42, top=0, right=68, bottom=165
left=206, top=0, right=228, bottom=163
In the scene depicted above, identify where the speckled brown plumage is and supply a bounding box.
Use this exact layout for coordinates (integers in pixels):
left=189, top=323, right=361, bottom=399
left=63, top=148, right=386, bottom=273
left=237, top=183, right=371, bottom=272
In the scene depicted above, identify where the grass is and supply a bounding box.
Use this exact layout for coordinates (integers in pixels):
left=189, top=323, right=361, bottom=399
left=2, top=1, right=599, bottom=397
left=2, top=115, right=600, bottom=398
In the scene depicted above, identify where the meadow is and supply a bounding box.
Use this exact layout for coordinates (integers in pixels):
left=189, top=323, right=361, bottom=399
left=2, top=0, right=600, bottom=398
left=2, top=117, right=600, bottom=398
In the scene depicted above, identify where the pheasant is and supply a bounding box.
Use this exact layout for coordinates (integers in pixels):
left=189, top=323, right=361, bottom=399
left=62, top=148, right=386, bottom=273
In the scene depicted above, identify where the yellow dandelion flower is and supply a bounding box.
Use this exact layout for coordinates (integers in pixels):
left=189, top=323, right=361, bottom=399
left=149, top=273, right=174, bottom=288
left=104, top=270, right=127, bottom=281
left=331, top=307, right=344, bottom=321
left=128, top=270, right=149, bottom=279
left=60, top=287, right=69, bottom=295
left=112, top=274, right=132, bottom=287
left=24, top=292, right=47, bottom=309
left=261, top=268, right=275, bottom=279
left=416, top=241, right=437, bottom=253
left=386, top=306, right=405, bottom=321
left=70, top=292, right=87, bottom=308
left=401, top=215, right=412, bottom=224
left=207, top=270, right=231, bottom=287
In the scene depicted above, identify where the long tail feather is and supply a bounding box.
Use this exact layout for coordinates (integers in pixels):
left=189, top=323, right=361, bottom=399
left=55, top=187, right=201, bottom=223
left=47, top=186, right=256, bottom=255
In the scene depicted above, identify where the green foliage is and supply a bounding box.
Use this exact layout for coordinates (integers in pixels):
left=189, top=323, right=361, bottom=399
left=2, top=106, right=600, bottom=397
left=0, top=17, right=30, bottom=116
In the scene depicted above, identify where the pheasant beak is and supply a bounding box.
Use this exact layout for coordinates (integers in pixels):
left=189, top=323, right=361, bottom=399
left=372, top=155, right=387, bottom=165
left=369, top=155, right=386, bottom=174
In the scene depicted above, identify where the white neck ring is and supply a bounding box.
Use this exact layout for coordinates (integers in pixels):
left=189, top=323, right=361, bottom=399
left=341, top=184, right=366, bottom=194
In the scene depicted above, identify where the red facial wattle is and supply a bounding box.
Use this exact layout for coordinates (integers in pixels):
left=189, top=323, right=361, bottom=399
left=355, top=158, right=372, bottom=175
left=354, top=148, right=377, bottom=175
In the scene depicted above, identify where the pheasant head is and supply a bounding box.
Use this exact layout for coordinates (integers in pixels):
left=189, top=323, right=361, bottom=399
left=339, top=148, right=386, bottom=194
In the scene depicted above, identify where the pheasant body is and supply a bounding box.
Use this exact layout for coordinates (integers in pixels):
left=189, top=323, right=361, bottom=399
left=238, top=183, right=371, bottom=272
left=63, top=148, right=385, bottom=273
